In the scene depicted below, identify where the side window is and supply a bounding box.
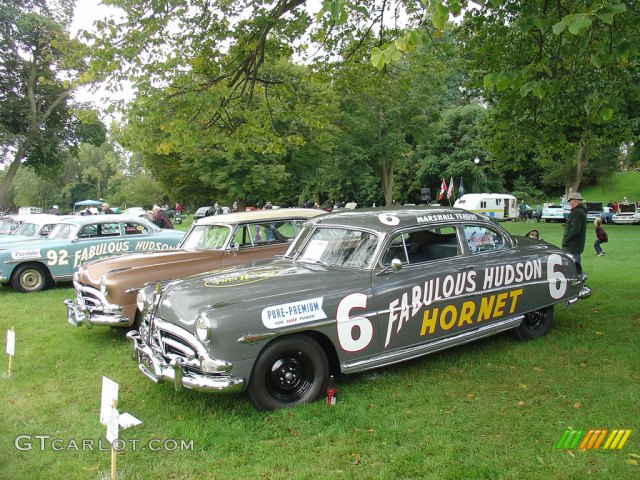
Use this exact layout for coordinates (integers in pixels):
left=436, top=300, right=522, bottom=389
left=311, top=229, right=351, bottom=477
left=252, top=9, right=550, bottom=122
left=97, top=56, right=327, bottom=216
left=77, top=225, right=98, bottom=238
left=232, top=225, right=254, bottom=248
left=480, top=201, right=487, bottom=208
left=382, top=226, right=460, bottom=266
left=124, top=222, right=148, bottom=235
left=40, top=224, right=54, bottom=237
left=100, top=223, right=121, bottom=237
left=381, top=233, right=409, bottom=266
left=464, top=225, right=505, bottom=253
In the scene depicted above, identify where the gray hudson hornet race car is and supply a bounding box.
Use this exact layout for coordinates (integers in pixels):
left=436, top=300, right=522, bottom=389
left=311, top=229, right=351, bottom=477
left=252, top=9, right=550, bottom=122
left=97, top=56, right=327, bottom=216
left=128, top=207, right=590, bottom=410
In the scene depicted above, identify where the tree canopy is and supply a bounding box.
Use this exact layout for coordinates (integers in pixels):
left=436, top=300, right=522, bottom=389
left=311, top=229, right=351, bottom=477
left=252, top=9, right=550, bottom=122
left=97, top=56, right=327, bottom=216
left=0, top=0, right=105, bottom=207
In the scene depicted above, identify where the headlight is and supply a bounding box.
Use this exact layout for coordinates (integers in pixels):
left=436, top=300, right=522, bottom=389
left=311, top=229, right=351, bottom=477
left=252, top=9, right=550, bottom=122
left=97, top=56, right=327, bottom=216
left=195, top=315, right=211, bottom=344
left=99, top=275, right=108, bottom=298
left=136, top=290, right=149, bottom=314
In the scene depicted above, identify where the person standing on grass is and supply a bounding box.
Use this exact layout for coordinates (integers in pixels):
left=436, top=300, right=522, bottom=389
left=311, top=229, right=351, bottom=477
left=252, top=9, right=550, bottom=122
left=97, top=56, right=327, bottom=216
left=562, top=192, right=588, bottom=265
left=594, top=218, right=608, bottom=257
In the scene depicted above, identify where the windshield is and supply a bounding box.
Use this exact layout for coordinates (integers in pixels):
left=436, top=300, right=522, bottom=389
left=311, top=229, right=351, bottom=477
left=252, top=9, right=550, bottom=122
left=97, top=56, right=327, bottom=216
left=0, top=218, right=13, bottom=234
left=180, top=225, right=231, bottom=250
left=14, top=222, right=41, bottom=237
left=289, top=227, right=378, bottom=268
left=48, top=223, right=80, bottom=240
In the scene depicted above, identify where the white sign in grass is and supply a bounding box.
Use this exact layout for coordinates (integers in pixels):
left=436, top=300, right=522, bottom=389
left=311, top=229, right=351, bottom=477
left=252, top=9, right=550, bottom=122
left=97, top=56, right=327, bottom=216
left=100, top=376, right=119, bottom=425
left=6, top=327, right=15, bottom=376
left=105, top=404, right=119, bottom=445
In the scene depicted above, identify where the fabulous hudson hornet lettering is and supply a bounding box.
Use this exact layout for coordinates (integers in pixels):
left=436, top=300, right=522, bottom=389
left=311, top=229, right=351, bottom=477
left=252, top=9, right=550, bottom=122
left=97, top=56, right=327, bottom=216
left=0, top=215, right=184, bottom=293
left=65, top=209, right=324, bottom=329
left=127, top=207, right=590, bottom=411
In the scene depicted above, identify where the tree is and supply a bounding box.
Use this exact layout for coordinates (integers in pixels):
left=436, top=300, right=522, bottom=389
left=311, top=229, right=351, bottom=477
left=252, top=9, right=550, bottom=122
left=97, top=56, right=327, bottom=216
left=455, top=1, right=638, bottom=193
left=115, top=58, right=339, bottom=207
left=329, top=40, right=448, bottom=206
left=0, top=0, right=103, bottom=206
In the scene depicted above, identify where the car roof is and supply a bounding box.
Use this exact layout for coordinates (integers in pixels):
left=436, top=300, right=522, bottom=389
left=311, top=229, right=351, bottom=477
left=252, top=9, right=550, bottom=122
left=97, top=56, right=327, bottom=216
left=194, top=208, right=325, bottom=225
left=57, top=214, right=155, bottom=226
left=308, top=206, right=493, bottom=234
left=16, top=214, right=71, bottom=226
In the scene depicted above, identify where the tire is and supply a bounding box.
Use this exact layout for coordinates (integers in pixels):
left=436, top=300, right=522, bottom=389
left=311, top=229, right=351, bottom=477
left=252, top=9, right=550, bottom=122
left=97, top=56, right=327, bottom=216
left=247, top=334, right=329, bottom=411
left=11, top=263, right=50, bottom=293
left=511, top=306, right=553, bottom=341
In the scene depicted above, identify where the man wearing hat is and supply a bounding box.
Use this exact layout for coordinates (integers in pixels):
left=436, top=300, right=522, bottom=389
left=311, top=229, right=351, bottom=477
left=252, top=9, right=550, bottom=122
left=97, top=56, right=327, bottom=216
left=562, top=192, right=588, bottom=264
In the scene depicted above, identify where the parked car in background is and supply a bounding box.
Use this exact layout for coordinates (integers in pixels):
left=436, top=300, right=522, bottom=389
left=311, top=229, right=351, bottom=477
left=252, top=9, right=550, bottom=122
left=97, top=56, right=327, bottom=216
left=612, top=204, right=640, bottom=224
left=541, top=203, right=571, bottom=222
left=128, top=207, right=590, bottom=411
left=0, top=215, right=30, bottom=236
left=65, top=209, right=325, bottom=329
left=585, top=202, right=613, bottom=224
left=194, top=206, right=212, bottom=219
left=0, top=214, right=69, bottom=247
left=0, top=215, right=185, bottom=293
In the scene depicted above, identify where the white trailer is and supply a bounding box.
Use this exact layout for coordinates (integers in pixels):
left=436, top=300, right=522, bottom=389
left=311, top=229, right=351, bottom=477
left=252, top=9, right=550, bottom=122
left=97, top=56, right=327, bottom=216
left=453, top=193, right=518, bottom=221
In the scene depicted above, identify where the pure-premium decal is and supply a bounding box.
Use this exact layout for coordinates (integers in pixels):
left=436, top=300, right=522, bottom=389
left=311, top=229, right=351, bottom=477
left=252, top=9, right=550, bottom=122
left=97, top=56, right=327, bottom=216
left=262, top=297, right=327, bottom=329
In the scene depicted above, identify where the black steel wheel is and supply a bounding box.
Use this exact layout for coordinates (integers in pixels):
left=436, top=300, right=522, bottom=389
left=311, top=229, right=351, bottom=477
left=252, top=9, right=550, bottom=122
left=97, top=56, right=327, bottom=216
left=11, top=263, right=50, bottom=293
left=248, top=335, right=328, bottom=411
left=511, top=306, right=553, bottom=341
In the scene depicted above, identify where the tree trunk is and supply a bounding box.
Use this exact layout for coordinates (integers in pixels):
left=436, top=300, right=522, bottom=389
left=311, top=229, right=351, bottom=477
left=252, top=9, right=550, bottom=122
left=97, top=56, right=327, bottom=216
left=567, top=143, right=589, bottom=195
left=381, top=161, right=395, bottom=207
left=0, top=137, right=34, bottom=207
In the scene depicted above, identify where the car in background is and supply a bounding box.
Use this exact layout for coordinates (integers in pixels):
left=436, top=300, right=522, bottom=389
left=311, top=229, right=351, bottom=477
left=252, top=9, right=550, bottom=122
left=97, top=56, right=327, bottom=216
left=0, top=215, right=185, bottom=293
left=612, top=204, right=640, bottom=224
left=0, top=214, right=68, bottom=247
left=194, top=206, right=212, bottom=219
left=541, top=203, right=570, bottom=222
left=128, top=206, right=590, bottom=411
left=585, top=202, right=613, bottom=224
left=65, top=209, right=324, bottom=329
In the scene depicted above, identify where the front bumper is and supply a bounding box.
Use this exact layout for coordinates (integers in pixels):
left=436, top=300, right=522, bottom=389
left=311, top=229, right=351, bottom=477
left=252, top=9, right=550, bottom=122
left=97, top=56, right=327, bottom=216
left=126, top=320, right=245, bottom=394
left=65, top=299, right=130, bottom=328
left=65, top=281, right=133, bottom=328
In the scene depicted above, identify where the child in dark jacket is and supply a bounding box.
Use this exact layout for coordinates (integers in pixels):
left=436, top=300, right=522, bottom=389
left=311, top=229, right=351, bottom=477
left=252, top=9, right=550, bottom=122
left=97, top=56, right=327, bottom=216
left=594, top=218, right=608, bottom=256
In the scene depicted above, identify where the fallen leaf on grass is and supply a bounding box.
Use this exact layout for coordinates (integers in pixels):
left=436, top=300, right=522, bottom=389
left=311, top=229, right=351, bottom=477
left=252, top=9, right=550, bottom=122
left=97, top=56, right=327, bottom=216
left=595, top=331, right=604, bottom=336
left=533, top=366, right=543, bottom=372
left=573, top=402, right=582, bottom=409
left=626, top=459, right=638, bottom=466
left=466, top=393, right=476, bottom=398
left=352, top=453, right=361, bottom=466
left=519, top=383, right=527, bottom=390
left=517, top=401, right=526, bottom=407
left=580, top=363, right=587, bottom=368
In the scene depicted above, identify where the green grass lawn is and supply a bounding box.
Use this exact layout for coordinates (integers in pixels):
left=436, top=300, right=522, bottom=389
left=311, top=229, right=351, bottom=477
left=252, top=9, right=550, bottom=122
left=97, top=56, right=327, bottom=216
left=580, top=171, right=640, bottom=205
left=1, top=219, right=639, bottom=479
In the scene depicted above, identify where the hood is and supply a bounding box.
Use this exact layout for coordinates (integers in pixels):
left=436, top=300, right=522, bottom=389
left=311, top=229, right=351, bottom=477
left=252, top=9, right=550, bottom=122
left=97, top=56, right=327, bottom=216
left=151, top=259, right=368, bottom=330
left=0, top=234, right=37, bottom=247
left=80, top=249, right=220, bottom=285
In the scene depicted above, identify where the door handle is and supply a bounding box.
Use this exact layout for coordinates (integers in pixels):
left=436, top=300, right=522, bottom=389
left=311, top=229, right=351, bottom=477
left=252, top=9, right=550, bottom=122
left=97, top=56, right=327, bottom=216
left=458, top=265, right=475, bottom=271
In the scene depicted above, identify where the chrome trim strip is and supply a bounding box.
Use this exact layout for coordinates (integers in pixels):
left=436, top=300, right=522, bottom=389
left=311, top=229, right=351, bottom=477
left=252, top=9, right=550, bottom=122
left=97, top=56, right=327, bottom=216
left=341, top=316, right=524, bottom=373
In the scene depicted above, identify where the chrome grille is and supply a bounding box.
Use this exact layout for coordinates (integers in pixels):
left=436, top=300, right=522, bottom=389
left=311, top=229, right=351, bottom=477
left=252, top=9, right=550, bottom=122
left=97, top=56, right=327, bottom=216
left=76, top=284, right=104, bottom=310
left=145, top=317, right=205, bottom=374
